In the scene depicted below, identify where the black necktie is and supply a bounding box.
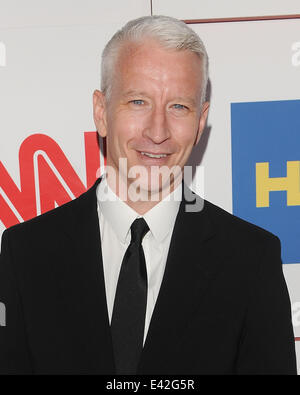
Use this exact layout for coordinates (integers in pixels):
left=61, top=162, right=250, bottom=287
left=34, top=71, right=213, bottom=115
left=111, top=218, right=149, bottom=375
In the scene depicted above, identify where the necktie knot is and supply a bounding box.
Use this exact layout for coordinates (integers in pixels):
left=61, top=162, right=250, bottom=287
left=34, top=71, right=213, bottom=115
left=130, top=218, right=149, bottom=244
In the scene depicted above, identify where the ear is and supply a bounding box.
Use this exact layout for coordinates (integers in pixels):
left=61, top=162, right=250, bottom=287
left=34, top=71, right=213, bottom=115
left=194, top=101, right=210, bottom=145
left=93, top=90, right=108, bottom=138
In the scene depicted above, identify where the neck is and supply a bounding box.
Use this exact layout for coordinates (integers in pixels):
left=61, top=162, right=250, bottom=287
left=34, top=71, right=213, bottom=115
left=124, top=199, right=161, bottom=216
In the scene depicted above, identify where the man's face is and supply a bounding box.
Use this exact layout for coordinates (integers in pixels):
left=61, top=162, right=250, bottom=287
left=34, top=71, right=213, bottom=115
left=93, top=39, right=209, bottom=196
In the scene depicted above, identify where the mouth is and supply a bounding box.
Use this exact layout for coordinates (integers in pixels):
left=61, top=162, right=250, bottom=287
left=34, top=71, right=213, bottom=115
left=140, top=151, right=168, bottom=158
left=136, top=150, right=171, bottom=165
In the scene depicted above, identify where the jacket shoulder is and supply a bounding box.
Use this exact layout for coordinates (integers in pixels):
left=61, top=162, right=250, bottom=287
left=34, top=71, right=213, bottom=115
left=203, top=199, right=279, bottom=245
left=2, top=181, right=98, bottom=243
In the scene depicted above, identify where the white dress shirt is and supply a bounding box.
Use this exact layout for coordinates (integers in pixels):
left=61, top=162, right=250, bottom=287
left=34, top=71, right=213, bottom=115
left=96, top=176, right=182, bottom=345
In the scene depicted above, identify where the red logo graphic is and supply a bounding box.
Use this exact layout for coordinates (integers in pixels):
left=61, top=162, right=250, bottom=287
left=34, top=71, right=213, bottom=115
left=0, top=132, right=106, bottom=229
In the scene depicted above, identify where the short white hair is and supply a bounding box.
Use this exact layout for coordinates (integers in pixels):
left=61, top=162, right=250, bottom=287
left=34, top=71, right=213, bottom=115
left=101, top=15, right=209, bottom=105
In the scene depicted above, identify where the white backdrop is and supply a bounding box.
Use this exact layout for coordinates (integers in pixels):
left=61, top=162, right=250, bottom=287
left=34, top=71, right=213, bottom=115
left=152, top=0, right=300, bottom=19
left=1, top=0, right=300, bottom=373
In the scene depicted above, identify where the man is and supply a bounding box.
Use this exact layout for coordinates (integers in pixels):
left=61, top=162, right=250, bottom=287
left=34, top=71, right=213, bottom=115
left=0, top=15, right=297, bottom=375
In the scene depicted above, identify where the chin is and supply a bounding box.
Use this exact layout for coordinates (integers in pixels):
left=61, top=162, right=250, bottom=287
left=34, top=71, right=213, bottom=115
left=128, top=174, right=178, bottom=203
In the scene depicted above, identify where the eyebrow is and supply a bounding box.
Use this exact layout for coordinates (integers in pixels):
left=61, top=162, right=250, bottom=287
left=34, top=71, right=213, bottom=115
left=122, top=90, right=149, bottom=98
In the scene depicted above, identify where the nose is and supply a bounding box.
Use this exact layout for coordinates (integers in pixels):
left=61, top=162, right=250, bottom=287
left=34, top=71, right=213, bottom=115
left=143, top=107, right=170, bottom=144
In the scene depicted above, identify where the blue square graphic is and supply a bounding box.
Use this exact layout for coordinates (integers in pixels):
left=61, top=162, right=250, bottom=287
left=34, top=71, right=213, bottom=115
left=231, top=100, right=300, bottom=264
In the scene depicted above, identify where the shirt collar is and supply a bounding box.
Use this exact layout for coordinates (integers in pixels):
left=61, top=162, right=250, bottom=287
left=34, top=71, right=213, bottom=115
left=143, top=184, right=182, bottom=243
left=96, top=175, right=182, bottom=244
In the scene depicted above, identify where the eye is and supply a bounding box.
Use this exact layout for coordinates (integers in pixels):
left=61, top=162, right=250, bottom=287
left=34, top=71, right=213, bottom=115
left=130, top=99, right=145, bottom=106
left=172, top=104, right=188, bottom=110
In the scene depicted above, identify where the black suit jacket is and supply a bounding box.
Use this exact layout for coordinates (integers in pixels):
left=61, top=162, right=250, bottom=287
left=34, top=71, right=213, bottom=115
left=0, top=178, right=297, bottom=374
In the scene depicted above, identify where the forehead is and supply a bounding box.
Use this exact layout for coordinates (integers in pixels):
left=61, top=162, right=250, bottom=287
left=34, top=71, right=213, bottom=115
left=113, top=39, right=203, bottom=98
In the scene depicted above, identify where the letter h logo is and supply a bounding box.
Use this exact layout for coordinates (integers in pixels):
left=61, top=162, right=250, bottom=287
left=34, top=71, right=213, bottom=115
left=256, top=161, right=300, bottom=207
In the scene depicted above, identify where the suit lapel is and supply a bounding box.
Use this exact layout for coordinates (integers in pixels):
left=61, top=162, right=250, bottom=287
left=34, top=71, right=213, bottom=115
left=138, top=185, right=219, bottom=373
left=60, top=178, right=115, bottom=373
